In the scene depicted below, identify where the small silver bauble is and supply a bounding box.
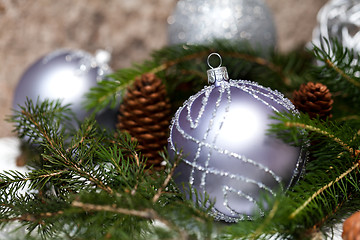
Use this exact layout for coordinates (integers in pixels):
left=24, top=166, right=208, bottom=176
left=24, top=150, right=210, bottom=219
left=312, top=0, right=360, bottom=53
left=167, top=0, right=277, bottom=49
left=13, top=49, right=112, bottom=126
left=168, top=53, right=306, bottom=222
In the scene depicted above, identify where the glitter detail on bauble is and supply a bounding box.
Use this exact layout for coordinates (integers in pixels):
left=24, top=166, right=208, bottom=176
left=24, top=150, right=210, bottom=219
left=168, top=75, right=306, bottom=222
left=312, top=0, right=360, bottom=54
left=167, top=0, right=277, bottom=49
left=13, top=49, right=113, bottom=126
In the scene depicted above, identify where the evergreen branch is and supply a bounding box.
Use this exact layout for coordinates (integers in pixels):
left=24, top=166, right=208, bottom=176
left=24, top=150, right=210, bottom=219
left=87, top=41, right=310, bottom=113
left=12, top=100, right=115, bottom=195
left=267, top=111, right=360, bottom=236
left=71, top=200, right=156, bottom=219
left=1, top=169, right=72, bottom=193
left=221, top=51, right=291, bottom=85
left=44, top=144, right=114, bottom=195
left=311, top=192, right=350, bottom=232
left=66, top=124, right=94, bottom=154
left=312, top=38, right=360, bottom=114
left=11, top=99, right=73, bottom=146
left=150, top=51, right=209, bottom=74
left=22, top=110, right=54, bottom=147
left=19, top=106, right=71, bottom=165
left=71, top=201, right=188, bottom=240
left=101, top=148, right=122, bottom=174
left=155, top=49, right=286, bottom=83
left=324, top=58, right=360, bottom=89
left=0, top=170, right=67, bottom=187
left=86, top=50, right=211, bottom=112
left=7, top=39, right=360, bottom=239
left=284, top=121, right=355, bottom=154
left=107, top=132, right=140, bottom=168
left=152, top=154, right=181, bottom=203
left=134, top=152, right=140, bottom=167
left=289, top=161, right=360, bottom=219
left=75, top=167, right=114, bottom=194
left=335, top=115, right=360, bottom=122
left=180, top=69, right=207, bottom=81
left=34, top=170, right=67, bottom=179
left=0, top=210, right=65, bottom=224
left=250, top=200, right=280, bottom=239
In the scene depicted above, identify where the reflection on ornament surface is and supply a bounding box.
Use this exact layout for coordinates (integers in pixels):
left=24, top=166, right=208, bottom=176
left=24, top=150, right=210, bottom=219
left=13, top=49, right=113, bottom=127
left=168, top=0, right=276, bottom=50
left=169, top=56, right=306, bottom=221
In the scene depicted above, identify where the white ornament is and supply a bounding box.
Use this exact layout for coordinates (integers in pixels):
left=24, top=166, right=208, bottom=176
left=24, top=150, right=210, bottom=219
left=312, top=0, right=360, bottom=53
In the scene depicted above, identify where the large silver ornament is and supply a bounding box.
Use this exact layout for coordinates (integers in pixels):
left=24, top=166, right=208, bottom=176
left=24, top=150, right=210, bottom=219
left=167, top=0, right=277, bottom=49
left=168, top=54, right=306, bottom=222
left=13, top=49, right=112, bottom=126
left=312, top=0, right=360, bottom=53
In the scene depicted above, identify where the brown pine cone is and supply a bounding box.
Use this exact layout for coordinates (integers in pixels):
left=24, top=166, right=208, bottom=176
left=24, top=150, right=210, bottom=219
left=292, top=82, right=333, bottom=120
left=117, top=73, right=171, bottom=171
left=342, top=211, right=360, bottom=240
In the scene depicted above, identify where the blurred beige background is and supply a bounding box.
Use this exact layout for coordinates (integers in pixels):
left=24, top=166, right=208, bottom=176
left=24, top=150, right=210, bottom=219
left=0, top=0, right=328, bottom=137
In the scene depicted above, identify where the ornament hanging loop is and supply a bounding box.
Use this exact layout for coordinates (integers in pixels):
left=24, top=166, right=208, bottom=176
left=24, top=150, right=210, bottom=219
left=206, top=53, right=229, bottom=86
left=207, top=52, right=222, bottom=69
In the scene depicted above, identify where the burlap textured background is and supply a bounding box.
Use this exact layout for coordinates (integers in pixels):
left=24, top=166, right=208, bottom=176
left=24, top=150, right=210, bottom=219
left=0, top=0, right=328, bottom=137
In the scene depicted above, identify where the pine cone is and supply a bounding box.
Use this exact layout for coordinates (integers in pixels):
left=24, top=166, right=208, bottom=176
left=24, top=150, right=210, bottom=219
left=117, top=73, right=171, bottom=171
left=342, top=211, right=360, bottom=240
left=292, top=82, right=333, bottom=120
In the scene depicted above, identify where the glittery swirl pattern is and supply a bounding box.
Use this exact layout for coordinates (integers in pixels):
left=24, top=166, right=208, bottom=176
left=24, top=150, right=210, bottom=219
left=42, top=49, right=111, bottom=82
left=234, top=80, right=306, bottom=191
left=169, top=79, right=307, bottom=222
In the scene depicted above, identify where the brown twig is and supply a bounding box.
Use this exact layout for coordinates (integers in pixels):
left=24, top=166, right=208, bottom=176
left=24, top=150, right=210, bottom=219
left=133, top=151, right=140, bottom=167
left=71, top=201, right=188, bottom=240
left=152, top=156, right=181, bottom=204
left=1, top=170, right=67, bottom=187
left=0, top=210, right=65, bottom=224
left=72, top=201, right=154, bottom=219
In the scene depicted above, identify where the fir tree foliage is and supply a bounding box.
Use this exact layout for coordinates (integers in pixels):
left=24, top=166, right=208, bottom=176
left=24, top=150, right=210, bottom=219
left=312, top=38, right=360, bottom=123
left=2, top=99, right=214, bottom=239
left=3, top=39, right=360, bottom=239
left=85, top=40, right=313, bottom=113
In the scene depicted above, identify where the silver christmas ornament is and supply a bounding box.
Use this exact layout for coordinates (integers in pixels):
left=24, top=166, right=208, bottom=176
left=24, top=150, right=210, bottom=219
left=312, top=0, right=360, bottom=53
left=13, top=49, right=112, bottom=125
left=167, top=0, right=277, bottom=49
left=168, top=53, right=306, bottom=222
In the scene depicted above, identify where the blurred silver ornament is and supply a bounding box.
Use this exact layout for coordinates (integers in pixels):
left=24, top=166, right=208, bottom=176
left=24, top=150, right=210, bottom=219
left=167, top=0, right=277, bottom=49
left=168, top=53, right=306, bottom=222
left=312, top=0, right=360, bottom=53
left=13, top=48, right=113, bottom=127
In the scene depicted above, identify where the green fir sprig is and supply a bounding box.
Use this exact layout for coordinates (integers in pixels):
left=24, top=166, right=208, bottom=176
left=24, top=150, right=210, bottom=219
left=86, top=40, right=313, bottom=113
left=312, top=38, right=360, bottom=124
left=2, top=99, right=215, bottom=239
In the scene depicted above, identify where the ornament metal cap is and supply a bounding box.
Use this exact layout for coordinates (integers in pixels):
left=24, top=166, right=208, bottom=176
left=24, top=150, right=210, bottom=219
left=207, top=53, right=229, bottom=86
